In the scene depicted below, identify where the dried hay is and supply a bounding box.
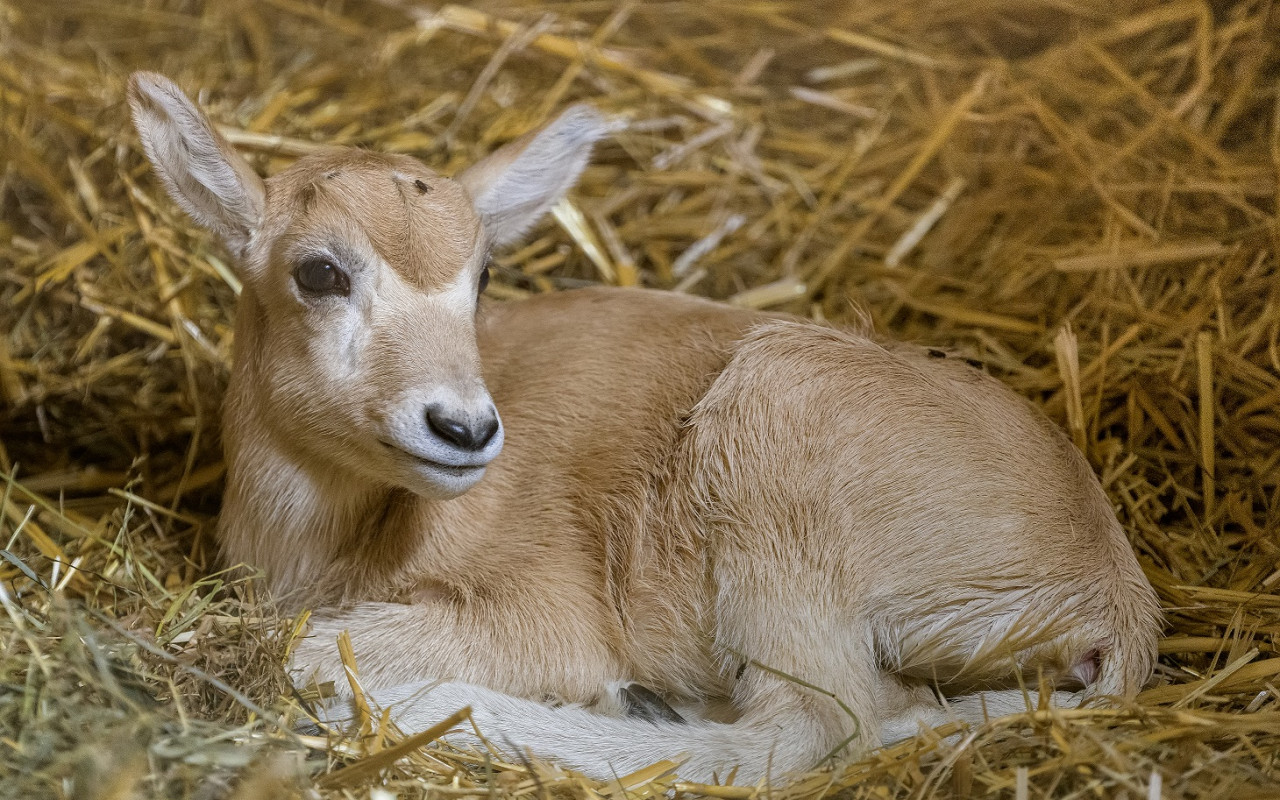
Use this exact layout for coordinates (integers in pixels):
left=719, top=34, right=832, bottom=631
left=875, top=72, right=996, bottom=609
left=1, top=0, right=1279, bottom=797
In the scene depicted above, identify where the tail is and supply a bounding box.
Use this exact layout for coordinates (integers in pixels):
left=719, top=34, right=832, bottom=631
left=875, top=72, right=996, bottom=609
left=1089, top=578, right=1162, bottom=700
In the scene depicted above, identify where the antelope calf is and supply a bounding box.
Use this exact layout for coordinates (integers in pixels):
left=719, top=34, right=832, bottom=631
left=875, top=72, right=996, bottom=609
left=129, top=71, right=1161, bottom=784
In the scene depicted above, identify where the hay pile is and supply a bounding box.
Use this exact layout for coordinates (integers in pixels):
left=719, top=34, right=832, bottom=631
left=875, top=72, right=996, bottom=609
left=2, top=0, right=1278, bottom=797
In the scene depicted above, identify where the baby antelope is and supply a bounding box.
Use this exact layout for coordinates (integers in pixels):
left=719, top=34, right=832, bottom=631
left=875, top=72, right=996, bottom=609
left=129, top=71, right=1160, bottom=784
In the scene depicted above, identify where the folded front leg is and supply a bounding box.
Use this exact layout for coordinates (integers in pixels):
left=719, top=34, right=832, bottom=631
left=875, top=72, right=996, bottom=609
left=319, top=675, right=848, bottom=784
left=291, top=600, right=622, bottom=708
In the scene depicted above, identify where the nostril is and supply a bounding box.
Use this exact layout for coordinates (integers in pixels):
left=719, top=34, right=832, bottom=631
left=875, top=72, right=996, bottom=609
left=473, top=414, right=499, bottom=449
left=426, top=407, right=466, bottom=447
left=425, top=405, right=499, bottom=452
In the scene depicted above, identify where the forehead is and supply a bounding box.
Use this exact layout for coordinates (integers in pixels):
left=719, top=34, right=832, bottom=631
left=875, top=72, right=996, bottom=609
left=265, top=150, right=482, bottom=291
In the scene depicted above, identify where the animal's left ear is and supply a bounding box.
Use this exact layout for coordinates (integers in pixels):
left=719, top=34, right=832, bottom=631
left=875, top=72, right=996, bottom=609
left=456, top=105, right=610, bottom=249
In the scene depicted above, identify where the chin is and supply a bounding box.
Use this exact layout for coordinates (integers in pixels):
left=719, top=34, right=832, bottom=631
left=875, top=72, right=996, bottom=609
left=398, top=466, right=488, bottom=500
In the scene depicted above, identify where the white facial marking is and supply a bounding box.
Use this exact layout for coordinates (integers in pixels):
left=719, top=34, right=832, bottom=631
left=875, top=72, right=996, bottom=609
left=440, top=263, right=483, bottom=309
left=368, top=259, right=502, bottom=499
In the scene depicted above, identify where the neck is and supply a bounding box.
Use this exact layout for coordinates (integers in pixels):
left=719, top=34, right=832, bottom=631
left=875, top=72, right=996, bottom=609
left=218, top=418, right=386, bottom=605
left=216, top=297, right=390, bottom=605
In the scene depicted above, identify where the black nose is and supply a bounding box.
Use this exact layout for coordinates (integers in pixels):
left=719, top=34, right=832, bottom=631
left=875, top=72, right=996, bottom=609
left=425, top=405, right=499, bottom=451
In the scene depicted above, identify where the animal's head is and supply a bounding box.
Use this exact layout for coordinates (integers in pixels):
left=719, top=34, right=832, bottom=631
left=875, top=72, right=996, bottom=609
left=128, top=72, right=607, bottom=499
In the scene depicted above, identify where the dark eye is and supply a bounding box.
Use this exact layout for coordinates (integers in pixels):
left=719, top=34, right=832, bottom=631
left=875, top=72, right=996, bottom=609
left=478, top=262, right=490, bottom=295
left=294, top=259, right=350, bottom=297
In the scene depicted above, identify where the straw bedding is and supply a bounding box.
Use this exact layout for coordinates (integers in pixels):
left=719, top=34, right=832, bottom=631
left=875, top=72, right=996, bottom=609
left=1, top=1, right=1278, bottom=797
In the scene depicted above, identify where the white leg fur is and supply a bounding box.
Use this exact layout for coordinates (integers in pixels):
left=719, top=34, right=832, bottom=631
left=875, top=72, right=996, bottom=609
left=880, top=688, right=1085, bottom=745
left=314, top=678, right=1083, bottom=784
left=318, top=679, right=837, bottom=785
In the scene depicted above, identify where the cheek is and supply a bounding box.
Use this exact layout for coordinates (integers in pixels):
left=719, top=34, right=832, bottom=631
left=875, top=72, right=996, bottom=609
left=262, top=310, right=374, bottom=427
left=313, top=310, right=372, bottom=382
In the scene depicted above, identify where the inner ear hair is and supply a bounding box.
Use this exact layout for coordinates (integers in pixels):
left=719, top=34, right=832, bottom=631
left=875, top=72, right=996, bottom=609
left=127, top=71, right=266, bottom=255
left=456, top=104, right=612, bottom=250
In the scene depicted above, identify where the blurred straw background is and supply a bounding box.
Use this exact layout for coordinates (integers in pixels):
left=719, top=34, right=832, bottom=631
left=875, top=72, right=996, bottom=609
left=1, top=0, right=1279, bottom=797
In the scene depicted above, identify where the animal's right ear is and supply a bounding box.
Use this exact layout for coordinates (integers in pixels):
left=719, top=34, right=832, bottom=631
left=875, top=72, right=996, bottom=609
left=127, top=72, right=265, bottom=256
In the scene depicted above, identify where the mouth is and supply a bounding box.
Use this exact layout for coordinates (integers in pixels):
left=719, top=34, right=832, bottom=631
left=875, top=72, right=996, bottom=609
left=378, top=441, right=490, bottom=476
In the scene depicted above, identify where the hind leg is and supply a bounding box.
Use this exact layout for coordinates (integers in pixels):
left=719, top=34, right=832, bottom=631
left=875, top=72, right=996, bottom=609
left=712, top=554, right=893, bottom=775
left=719, top=647, right=883, bottom=780
left=942, top=688, right=1084, bottom=724
left=878, top=678, right=1084, bottom=746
